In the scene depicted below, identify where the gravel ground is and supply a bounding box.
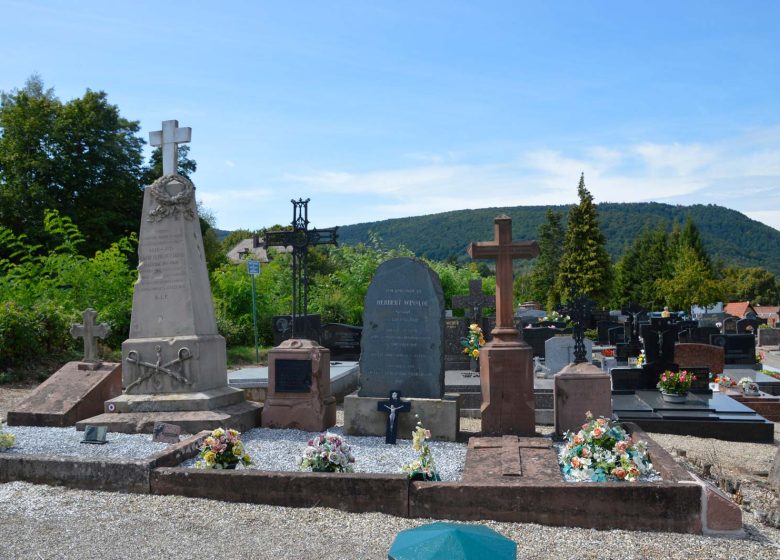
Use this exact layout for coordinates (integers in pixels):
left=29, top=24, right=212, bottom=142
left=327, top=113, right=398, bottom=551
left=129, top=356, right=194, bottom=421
left=181, top=425, right=467, bottom=481
left=2, top=385, right=780, bottom=558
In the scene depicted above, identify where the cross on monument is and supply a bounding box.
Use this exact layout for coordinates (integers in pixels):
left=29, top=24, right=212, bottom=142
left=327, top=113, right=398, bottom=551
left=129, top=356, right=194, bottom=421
left=264, top=199, right=338, bottom=339
left=467, top=215, right=538, bottom=343
left=567, top=291, right=595, bottom=364
left=452, top=279, right=495, bottom=323
left=69, top=308, right=111, bottom=363
left=149, top=120, right=192, bottom=176
left=377, top=390, right=411, bottom=444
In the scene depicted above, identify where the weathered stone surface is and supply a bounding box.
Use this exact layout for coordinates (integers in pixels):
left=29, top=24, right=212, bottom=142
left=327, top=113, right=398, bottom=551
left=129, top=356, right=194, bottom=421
left=343, top=391, right=460, bottom=442
left=359, top=257, right=445, bottom=399
left=480, top=342, right=536, bottom=436
left=554, top=363, right=612, bottom=436
left=545, top=336, right=593, bottom=375
left=262, top=339, right=336, bottom=432
left=758, top=328, right=780, bottom=347
left=6, top=362, right=121, bottom=427
left=770, top=447, right=780, bottom=492
left=675, top=343, right=725, bottom=374
left=695, top=476, right=744, bottom=536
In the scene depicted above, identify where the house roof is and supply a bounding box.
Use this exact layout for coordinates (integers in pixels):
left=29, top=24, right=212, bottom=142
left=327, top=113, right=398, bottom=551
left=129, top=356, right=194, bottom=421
left=226, top=237, right=291, bottom=264
left=754, top=305, right=780, bottom=318
left=723, top=301, right=757, bottom=318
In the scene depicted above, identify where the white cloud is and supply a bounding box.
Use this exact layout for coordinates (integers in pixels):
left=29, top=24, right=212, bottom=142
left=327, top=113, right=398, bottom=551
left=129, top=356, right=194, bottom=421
left=225, top=160, right=236, bottom=168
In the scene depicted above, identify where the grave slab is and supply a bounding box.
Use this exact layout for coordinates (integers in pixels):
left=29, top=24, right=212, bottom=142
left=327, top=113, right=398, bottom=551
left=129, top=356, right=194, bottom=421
left=7, top=362, right=121, bottom=427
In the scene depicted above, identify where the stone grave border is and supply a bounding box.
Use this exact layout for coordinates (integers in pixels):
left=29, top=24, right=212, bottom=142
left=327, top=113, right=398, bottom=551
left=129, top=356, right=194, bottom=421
left=0, top=425, right=740, bottom=536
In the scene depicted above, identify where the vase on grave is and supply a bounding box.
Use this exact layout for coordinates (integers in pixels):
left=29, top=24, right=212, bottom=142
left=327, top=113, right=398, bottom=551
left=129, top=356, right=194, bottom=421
left=469, top=357, right=480, bottom=373
left=660, top=391, right=688, bottom=404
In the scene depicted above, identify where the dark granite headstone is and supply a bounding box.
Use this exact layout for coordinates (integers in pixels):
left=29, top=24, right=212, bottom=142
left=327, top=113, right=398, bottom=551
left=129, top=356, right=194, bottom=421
left=321, top=323, right=362, bottom=360
left=597, top=320, right=621, bottom=343
left=737, top=317, right=762, bottom=334
left=273, top=314, right=322, bottom=345
left=722, top=317, right=738, bottom=333
left=679, top=326, right=721, bottom=345
left=608, top=326, right=625, bottom=345
left=275, top=359, right=313, bottom=393
left=359, top=257, right=445, bottom=398
left=616, top=341, right=642, bottom=361
left=681, top=366, right=711, bottom=393
left=444, top=316, right=470, bottom=370
left=638, top=318, right=680, bottom=388
left=81, top=425, right=108, bottom=445
left=710, top=334, right=756, bottom=365
left=523, top=327, right=565, bottom=358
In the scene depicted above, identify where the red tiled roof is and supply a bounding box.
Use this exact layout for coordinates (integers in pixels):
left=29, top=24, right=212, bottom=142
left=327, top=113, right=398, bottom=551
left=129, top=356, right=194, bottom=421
left=723, top=301, right=756, bottom=318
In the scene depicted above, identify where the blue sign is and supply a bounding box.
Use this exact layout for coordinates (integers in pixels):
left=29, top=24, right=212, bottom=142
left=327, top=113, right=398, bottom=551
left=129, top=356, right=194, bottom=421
left=247, top=260, right=260, bottom=275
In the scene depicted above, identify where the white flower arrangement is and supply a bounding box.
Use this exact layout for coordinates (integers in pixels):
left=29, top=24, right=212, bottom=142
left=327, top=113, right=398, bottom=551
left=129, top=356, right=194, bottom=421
left=299, top=432, right=355, bottom=473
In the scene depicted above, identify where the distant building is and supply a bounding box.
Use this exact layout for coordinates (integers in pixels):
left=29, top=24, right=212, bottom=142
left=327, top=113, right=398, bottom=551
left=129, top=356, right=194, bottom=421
left=226, top=234, right=292, bottom=264
left=754, top=305, right=779, bottom=327
left=723, top=301, right=758, bottom=319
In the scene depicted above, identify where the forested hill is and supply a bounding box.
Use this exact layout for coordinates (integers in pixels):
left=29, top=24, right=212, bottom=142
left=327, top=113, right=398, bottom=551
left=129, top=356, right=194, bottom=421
left=336, top=203, right=780, bottom=274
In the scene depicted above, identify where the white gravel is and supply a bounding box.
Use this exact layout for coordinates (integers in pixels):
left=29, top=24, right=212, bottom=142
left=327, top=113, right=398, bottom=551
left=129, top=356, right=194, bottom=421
left=182, top=425, right=467, bottom=481
left=1, top=424, right=171, bottom=460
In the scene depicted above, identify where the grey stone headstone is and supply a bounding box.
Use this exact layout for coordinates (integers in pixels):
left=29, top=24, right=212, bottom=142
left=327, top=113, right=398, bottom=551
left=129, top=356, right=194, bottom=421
left=545, top=336, right=593, bottom=374
left=444, top=316, right=470, bottom=370
left=359, top=258, right=445, bottom=398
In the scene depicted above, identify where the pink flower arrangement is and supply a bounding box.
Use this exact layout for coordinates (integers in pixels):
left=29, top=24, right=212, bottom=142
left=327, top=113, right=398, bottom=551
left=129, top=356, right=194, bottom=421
left=656, top=370, right=695, bottom=395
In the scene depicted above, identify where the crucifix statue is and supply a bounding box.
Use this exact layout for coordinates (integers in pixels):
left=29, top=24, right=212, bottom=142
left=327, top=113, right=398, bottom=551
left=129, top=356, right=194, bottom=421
left=452, top=279, right=495, bottom=324
left=264, top=199, right=338, bottom=339
left=377, top=390, right=411, bottom=444
left=467, top=215, right=538, bottom=344
left=70, top=308, right=111, bottom=365
left=149, top=120, right=192, bottom=176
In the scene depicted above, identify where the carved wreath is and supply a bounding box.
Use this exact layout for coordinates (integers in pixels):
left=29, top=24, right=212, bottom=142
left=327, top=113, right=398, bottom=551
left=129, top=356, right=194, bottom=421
left=147, top=174, right=196, bottom=222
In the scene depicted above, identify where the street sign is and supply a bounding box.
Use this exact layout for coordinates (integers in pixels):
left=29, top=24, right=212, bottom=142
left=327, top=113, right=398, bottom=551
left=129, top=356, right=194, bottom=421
left=247, top=260, right=260, bottom=275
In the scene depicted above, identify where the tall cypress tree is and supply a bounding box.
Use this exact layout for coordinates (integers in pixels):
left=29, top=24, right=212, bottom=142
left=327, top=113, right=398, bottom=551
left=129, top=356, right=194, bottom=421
left=556, top=174, right=612, bottom=304
left=530, top=209, right=564, bottom=310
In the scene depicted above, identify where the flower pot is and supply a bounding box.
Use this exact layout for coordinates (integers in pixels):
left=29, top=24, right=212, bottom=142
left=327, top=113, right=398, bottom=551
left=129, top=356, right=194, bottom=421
left=470, top=357, right=480, bottom=373
left=661, top=391, right=688, bottom=404
left=410, top=471, right=441, bottom=482
left=224, top=461, right=239, bottom=470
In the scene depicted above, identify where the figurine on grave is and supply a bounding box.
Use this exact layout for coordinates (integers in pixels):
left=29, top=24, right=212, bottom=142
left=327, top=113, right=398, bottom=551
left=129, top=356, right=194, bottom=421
left=377, top=390, right=411, bottom=444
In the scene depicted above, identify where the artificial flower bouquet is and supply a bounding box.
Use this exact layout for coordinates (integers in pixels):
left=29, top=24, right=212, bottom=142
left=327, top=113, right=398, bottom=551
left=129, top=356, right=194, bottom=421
left=713, top=374, right=737, bottom=388
left=636, top=350, right=645, bottom=367
left=0, top=425, right=15, bottom=450
left=559, top=412, right=653, bottom=482
left=656, top=370, right=695, bottom=395
left=299, top=432, right=355, bottom=472
left=401, top=421, right=441, bottom=481
left=195, top=427, right=251, bottom=469
left=460, top=323, right=486, bottom=360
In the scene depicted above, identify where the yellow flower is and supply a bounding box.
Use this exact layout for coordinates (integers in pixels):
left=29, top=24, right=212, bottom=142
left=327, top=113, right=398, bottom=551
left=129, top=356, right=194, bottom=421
left=471, top=349, right=479, bottom=358
left=212, top=428, right=225, bottom=438
left=462, top=348, right=469, bottom=354
left=232, top=442, right=244, bottom=457
left=203, top=451, right=216, bottom=465
left=469, top=323, right=479, bottom=330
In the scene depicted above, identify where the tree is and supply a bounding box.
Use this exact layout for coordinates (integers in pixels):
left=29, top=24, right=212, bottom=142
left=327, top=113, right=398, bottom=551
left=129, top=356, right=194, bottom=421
left=678, top=215, right=712, bottom=273
left=721, top=267, right=779, bottom=305
left=529, top=209, right=564, bottom=310
left=656, top=246, right=724, bottom=311
left=140, top=144, right=197, bottom=185
left=556, top=174, right=612, bottom=304
left=0, top=76, right=147, bottom=255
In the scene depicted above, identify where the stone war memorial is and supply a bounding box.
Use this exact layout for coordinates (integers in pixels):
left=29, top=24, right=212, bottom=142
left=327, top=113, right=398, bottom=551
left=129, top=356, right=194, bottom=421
left=344, top=257, right=460, bottom=441
left=76, top=120, right=260, bottom=433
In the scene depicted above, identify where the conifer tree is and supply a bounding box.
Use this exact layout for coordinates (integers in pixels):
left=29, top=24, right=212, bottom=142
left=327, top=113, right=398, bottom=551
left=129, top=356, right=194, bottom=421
left=530, top=209, right=564, bottom=310
left=556, top=174, right=612, bottom=304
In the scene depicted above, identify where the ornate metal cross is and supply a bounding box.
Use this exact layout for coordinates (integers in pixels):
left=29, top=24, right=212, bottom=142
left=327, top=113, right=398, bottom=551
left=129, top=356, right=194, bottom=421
left=125, top=345, right=193, bottom=392
left=452, top=279, right=495, bottom=324
left=69, top=308, right=110, bottom=363
left=264, top=199, right=338, bottom=338
left=149, top=120, right=192, bottom=175
left=467, top=215, right=538, bottom=343
left=568, top=292, right=595, bottom=364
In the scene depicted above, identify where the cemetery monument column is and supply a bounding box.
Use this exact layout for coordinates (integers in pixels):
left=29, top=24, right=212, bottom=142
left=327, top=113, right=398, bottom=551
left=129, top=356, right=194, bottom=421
left=467, top=215, right=538, bottom=435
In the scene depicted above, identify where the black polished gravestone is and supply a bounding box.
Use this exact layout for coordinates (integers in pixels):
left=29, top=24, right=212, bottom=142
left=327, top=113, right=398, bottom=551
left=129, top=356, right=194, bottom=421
left=320, top=323, right=362, bottom=361
left=523, top=327, right=568, bottom=358
left=710, top=333, right=756, bottom=365
left=737, top=317, right=763, bottom=334
left=274, top=359, right=312, bottom=393
left=377, top=390, right=411, bottom=444
left=444, top=316, right=470, bottom=370
left=597, top=320, right=621, bottom=343
left=616, top=303, right=644, bottom=361
left=608, top=326, right=625, bottom=345
left=358, top=257, right=445, bottom=399
left=272, top=314, right=322, bottom=346
left=679, top=326, right=721, bottom=344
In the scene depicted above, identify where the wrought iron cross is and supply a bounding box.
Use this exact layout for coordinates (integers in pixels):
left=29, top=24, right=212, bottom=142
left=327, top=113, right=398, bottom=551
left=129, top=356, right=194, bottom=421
left=149, top=120, right=191, bottom=176
left=621, top=301, right=646, bottom=344
left=452, top=279, right=495, bottom=323
left=264, top=199, right=338, bottom=338
left=69, top=308, right=111, bottom=363
left=568, top=290, right=594, bottom=364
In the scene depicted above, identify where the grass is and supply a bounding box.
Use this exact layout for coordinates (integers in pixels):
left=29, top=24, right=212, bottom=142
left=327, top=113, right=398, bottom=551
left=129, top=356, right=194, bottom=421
left=227, top=345, right=270, bottom=366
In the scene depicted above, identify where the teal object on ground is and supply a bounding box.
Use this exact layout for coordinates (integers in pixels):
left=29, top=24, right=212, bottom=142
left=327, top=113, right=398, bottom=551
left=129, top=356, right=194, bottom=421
left=388, top=522, right=516, bottom=560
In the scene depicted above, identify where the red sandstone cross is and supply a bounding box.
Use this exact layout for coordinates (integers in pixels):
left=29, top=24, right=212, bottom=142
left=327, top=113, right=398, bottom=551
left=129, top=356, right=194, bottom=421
left=467, top=215, right=539, bottom=343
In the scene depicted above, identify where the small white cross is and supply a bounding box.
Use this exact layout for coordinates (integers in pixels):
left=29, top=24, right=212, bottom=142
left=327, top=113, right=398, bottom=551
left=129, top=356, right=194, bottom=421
left=149, top=120, right=192, bottom=176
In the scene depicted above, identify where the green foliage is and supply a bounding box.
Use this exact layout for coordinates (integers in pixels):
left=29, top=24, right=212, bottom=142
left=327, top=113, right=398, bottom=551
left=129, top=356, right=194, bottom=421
left=721, top=266, right=779, bottom=305
left=556, top=174, right=613, bottom=304
left=140, top=145, right=197, bottom=184
left=529, top=209, right=564, bottom=311
left=0, top=76, right=146, bottom=255
left=655, top=246, right=724, bottom=311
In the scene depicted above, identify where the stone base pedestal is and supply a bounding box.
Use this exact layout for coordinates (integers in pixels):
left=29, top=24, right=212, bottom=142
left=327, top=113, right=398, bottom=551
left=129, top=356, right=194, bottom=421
left=554, top=362, right=613, bottom=436
left=261, top=339, right=337, bottom=432
left=343, top=392, right=460, bottom=442
left=104, top=386, right=245, bottom=413
left=6, top=362, right=121, bottom=427
left=479, top=341, right=535, bottom=435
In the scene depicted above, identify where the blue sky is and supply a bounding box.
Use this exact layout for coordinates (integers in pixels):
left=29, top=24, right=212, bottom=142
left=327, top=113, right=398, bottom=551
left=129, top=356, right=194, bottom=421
left=2, top=1, right=779, bottom=232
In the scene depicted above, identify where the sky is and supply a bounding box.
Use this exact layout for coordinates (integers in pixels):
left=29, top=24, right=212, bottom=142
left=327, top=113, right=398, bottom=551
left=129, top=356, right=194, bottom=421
left=2, top=1, right=780, bottom=232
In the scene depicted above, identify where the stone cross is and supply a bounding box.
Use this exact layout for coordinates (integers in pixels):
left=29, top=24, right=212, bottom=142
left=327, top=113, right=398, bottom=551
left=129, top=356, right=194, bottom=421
left=377, top=390, right=411, bottom=444
left=467, top=215, right=538, bottom=343
left=69, top=308, right=110, bottom=363
left=452, top=279, right=495, bottom=323
left=149, top=120, right=192, bottom=176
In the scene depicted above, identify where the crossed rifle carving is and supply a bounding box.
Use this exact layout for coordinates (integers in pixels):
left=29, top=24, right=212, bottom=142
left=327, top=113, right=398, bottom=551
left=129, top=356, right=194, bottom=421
left=125, top=345, right=192, bottom=392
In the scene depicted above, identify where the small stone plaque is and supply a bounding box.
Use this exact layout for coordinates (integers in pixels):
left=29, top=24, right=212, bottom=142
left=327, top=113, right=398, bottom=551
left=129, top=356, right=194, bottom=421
left=275, top=359, right=312, bottom=393
left=152, top=422, right=181, bottom=443
left=81, top=425, right=108, bottom=445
